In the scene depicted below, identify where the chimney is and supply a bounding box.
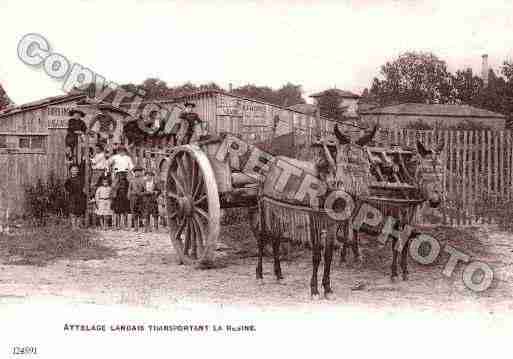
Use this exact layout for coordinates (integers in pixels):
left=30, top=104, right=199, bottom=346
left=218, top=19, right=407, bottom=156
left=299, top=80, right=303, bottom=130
left=482, top=54, right=489, bottom=87
left=228, top=83, right=233, bottom=92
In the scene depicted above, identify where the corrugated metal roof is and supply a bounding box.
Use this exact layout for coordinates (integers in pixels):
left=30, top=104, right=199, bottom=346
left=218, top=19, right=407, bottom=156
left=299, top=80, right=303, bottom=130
left=287, top=103, right=316, bottom=115
left=310, top=89, right=360, bottom=99
left=360, top=103, right=506, bottom=118
left=0, top=93, right=86, bottom=118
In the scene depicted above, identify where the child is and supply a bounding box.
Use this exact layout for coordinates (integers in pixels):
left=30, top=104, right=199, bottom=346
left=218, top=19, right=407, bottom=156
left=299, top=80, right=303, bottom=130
left=64, top=164, right=86, bottom=229
left=142, top=171, right=161, bottom=232
left=95, top=176, right=112, bottom=230
left=91, top=144, right=109, bottom=192
left=128, top=166, right=145, bottom=231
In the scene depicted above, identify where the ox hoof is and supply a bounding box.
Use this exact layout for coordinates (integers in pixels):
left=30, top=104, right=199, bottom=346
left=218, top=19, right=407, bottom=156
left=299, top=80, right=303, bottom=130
left=324, top=292, right=335, bottom=301
left=390, top=276, right=398, bottom=283
left=311, top=294, right=321, bottom=301
left=402, top=273, right=409, bottom=281
left=256, top=278, right=264, bottom=285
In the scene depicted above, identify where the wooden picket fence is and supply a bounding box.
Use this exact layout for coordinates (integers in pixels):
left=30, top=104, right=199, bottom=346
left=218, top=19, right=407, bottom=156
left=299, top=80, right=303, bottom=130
left=372, top=129, right=513, bottom=226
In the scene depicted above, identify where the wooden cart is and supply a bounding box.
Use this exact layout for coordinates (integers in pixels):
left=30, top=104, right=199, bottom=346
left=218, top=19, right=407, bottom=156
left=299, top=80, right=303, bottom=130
left=160, top=133, right=428, bottom=265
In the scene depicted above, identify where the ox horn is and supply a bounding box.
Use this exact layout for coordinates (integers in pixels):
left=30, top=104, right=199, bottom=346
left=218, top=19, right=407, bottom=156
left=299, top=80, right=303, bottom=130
left=355, top=123, right=378, bottom=146
left=333, top=124, right=351, bottom=145
left=416, top=140, right=432, bottom=157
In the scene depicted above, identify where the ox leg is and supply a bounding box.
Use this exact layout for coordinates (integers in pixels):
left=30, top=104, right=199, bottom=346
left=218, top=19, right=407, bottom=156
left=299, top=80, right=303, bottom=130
left=256, top=233, right=264, bottom=281
left=272, top=234, right=284, bottom=281
left=310, top=236, right=322, bottom=298
left=401, top=235, right=412, bottom=281
left=340, top=240, right=347, bottom=264
left=352, top=230, right=360, bottom=263
left=391, top=237, right=399, bottom=281
left=184, top=236, right=191, bottom=256
left=322, top=230, right=334, bottom=298
left=338, top=223, right=347, bottom=264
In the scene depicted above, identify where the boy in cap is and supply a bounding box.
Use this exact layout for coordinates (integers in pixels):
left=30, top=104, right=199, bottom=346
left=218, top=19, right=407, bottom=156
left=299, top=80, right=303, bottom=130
left=90, top=113, right=116, bottom=147
left=128, top=166, right=146, bottom=231
left=175, top=102, right=204, bottom=145
left=142, top=170, right=161, bottom=232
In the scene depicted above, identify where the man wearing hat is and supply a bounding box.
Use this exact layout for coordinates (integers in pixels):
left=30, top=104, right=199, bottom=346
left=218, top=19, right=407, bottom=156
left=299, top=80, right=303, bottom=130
left=174, top=101, right=204, bottom=146
left=65, top=109, right=87, bottom=162
left=89, top=112, right=116, bottom=147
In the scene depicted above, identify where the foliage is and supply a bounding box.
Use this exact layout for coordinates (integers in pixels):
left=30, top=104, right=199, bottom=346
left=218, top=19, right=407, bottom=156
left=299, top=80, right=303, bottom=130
left=369, top=52, right=454, bottom=106
left=121, top=79, right=222, bottom=101
left=0, top=83, right=13, bottom=110
left=120, top=79, right=307, bottom=107
left=231, top=82, right=306, bottom=107
left=368, top=52, right=513, bottom=124
left=404, top=119, right=433, bottom=130
left=446, top=120, right=491, bottom=131
left=0, top=225, right=116, bottom=266
left=25, top=172, right=68, bottom=226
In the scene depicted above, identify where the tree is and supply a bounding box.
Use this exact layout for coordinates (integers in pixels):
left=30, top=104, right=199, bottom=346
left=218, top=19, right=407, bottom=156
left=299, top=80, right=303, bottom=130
left=0, top=83, right=13, bottom=110
left=502, top=61, right=513, bottom=82
left=451, top=68, right=483, bottom=105
left=232, top=83, right=305, bottom=107
left=369, top=52, right=454, bottom=106
left=121, top=79, right=222, bottom=101
left=274, top=83, right=306, bottom=107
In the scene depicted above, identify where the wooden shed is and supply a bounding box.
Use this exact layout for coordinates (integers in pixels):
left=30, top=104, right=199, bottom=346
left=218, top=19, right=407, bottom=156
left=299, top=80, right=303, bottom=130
left=155, top=90, right=334, bottom=141
left=0, top=93, right=86, bottom=216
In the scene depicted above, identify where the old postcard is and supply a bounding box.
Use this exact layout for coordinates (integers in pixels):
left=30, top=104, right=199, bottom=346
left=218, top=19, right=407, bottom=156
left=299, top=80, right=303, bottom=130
left=1, top=0, right=513, bottom=357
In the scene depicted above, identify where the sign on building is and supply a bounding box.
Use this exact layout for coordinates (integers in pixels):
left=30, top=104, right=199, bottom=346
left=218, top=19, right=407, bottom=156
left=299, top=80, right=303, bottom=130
left=47, top=105, right=73, bottom=129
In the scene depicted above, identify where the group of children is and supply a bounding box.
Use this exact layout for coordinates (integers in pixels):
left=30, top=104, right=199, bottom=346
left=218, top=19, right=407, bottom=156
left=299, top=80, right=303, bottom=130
left=64, top=143, right=163, bottom=231
left=93, top=166, right=162, bottom=231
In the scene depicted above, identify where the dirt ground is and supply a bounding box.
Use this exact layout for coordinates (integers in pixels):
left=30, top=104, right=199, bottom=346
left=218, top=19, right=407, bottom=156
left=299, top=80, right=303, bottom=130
left=1, top=222, right=513, bottom=313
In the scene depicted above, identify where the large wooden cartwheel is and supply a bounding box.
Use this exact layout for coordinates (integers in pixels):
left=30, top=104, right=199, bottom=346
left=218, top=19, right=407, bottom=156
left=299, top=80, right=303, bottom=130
left=165, top=145, right=220, bottom=266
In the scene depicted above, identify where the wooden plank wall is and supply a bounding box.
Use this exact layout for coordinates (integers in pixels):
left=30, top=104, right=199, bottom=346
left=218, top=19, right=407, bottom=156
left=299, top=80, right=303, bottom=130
left=0, top=108, right=50, bottom=216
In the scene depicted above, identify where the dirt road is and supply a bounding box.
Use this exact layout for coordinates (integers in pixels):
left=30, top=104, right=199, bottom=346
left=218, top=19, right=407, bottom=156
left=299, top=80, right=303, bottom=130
left=1, top=224, right=513, bottom=312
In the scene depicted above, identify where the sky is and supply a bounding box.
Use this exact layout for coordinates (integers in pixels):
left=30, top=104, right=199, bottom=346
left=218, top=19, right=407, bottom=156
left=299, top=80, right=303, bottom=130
left=1, top=0, right=513, bottom=105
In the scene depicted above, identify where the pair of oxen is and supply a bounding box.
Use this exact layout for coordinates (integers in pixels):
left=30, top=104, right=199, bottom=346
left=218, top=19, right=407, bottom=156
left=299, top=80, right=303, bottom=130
left=251, top=125, right=444, bottom=299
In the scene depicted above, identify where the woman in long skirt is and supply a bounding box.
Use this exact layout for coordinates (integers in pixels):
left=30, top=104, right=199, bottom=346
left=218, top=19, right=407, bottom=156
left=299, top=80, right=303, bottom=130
left=64, top=164, right=86, bottom=229
left=111, top=172, right=131, bottom=229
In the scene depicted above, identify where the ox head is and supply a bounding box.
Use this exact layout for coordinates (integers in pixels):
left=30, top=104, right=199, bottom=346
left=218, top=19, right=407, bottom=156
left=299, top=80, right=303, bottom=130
left=415, top=140, right=445, bottom=208
left=334, top=123, right=378, bottom=147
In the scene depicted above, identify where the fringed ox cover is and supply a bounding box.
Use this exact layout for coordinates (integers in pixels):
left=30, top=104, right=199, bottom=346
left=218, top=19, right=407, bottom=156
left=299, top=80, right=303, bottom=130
left=262, top=196, right=420, bottom=246
left=261, top=196, right=339, bottom=246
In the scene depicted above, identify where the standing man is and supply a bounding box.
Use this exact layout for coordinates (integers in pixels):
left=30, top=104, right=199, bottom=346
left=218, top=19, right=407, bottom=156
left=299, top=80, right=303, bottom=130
left=175, top=102, right=204, bottom=145
left=107, top=145, right=134, bottom=190
left=65, top=109, right=87, bottom=162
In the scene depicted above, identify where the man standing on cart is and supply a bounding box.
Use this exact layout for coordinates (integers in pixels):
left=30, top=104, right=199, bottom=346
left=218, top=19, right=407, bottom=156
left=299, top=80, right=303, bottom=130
left=172, top=101, right=204, bottom=146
